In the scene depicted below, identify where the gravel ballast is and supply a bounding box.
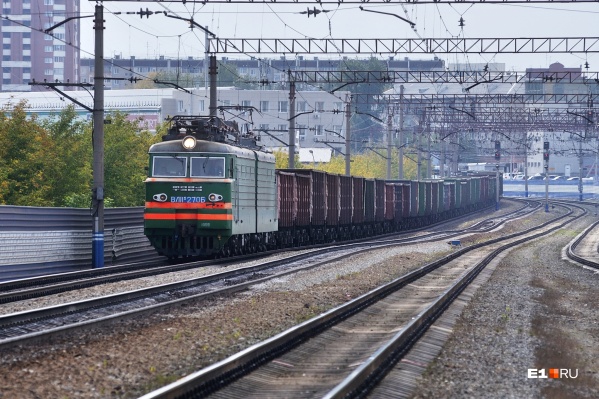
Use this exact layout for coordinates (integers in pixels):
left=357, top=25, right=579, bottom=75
left=0, top=201, right=597, bottom=399
left=410, top=215, right=599, bottom=399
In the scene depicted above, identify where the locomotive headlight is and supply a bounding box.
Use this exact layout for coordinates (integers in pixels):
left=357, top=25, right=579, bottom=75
left=208, top=193, right=223, bottom=202
left=153, top=193, right=168, bottom=202
left=182, top=136, right=197, bottom=150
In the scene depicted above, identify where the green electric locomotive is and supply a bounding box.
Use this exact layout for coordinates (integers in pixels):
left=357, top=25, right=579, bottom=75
left=144, top=116, right=277, bottom=259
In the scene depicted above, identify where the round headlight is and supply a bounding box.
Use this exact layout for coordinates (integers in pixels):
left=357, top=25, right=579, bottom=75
left=208, top=193, right=223, bottom=202
left=182, top=136, right=197, bottom=150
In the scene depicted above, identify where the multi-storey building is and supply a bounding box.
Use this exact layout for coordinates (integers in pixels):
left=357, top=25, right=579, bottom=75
left=1, top=0, right=79, bottom=92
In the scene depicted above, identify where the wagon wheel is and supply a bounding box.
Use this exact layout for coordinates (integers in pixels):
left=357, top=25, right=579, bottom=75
left=222, top=246, right=231, bottom=258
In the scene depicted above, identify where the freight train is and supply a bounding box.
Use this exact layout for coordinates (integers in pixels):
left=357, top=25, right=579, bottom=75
left=144, top=115, right=497, bottom=259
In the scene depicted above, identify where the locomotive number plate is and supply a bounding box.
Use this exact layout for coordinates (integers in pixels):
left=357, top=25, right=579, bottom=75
left=171, top=196, right=206, bottom=203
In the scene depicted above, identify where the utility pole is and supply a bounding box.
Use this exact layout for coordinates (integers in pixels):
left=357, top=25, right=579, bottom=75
left=494, top=140, right=501, bottom=211
left=92, top=5, right=105, bottom=268
left=524, top=138, right=529, bottom=198
left=579, top=137, right=584, bottom=201
left=288, top=72, right=296, bottom=168
left=386, top=106, right=392, bottom=179
left=205, top=29, right=210, bottom=92
left=579, top=96, right=593, bottom=201
left=426, top=116, right=432, bottom=178
left=398, top=85, right=404, bottom=179
left=345, top=95, right=351, bottom=176
left=453, top=135, right=459, bottom=176
left=209, top=55, right=217, bottom=118
left=544, top=141, right=549, bottom=212
left=417, top=109, right=425, bottom=181
left=593, top=136, right=599, bottom=186
left=440, top=132, right=446, bottom=178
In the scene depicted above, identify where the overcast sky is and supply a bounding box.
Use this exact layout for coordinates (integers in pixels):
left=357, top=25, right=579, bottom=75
left=78, top=2, right=599, bottom=72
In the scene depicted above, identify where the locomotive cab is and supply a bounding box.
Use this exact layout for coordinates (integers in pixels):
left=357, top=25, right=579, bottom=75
left=144, top=133, right=277, bottom=259
left=144, top=139, right=236, bottom=258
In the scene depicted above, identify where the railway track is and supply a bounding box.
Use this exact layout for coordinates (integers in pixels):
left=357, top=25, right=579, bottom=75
left=566, top=216, right=599, bottom=270
left=0, top=200, right=536, bottom=305
left=0, top=200, right=537, bottom=350
left=136, top=202, right=586, bottom=399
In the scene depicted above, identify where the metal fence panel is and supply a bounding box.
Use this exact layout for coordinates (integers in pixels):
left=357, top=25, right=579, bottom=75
left=0, top=206, right=159, bottom=282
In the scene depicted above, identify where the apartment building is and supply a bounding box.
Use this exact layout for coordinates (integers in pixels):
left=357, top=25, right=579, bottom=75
left=1, top=0, right=79, bottom=91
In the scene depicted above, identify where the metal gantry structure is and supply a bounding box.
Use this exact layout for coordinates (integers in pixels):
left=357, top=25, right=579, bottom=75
left=291, top=70, right=599, bottom=86
left=208, top=37, right=599, bottom=55
left=283, top=66, right=598, bottom=177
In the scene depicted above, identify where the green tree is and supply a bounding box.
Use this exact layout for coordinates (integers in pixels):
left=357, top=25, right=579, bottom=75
left=316, top=154, right=347, bottom=175
left=102, top=111, right=161, bottom=207
left=0, top=101, right=163, bottom=207
left=272, top=149, right=303, bottom=169
left=0, top=101, right=51, bottom=205
left=304, top=148, right=420, bottom=180
left=40, top=106, right=91, bottom=206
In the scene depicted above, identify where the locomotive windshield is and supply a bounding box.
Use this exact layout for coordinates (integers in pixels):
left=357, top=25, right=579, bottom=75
left=191, top=157, right=226, bottom=178
left=153, top=156, right=187, bottom=177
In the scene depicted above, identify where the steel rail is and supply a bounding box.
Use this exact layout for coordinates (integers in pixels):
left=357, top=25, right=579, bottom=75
left=566, top=218, right=599, bottom=270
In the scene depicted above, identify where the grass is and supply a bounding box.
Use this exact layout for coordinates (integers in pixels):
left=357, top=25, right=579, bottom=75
left=500, top=304, right=511, bottom=323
